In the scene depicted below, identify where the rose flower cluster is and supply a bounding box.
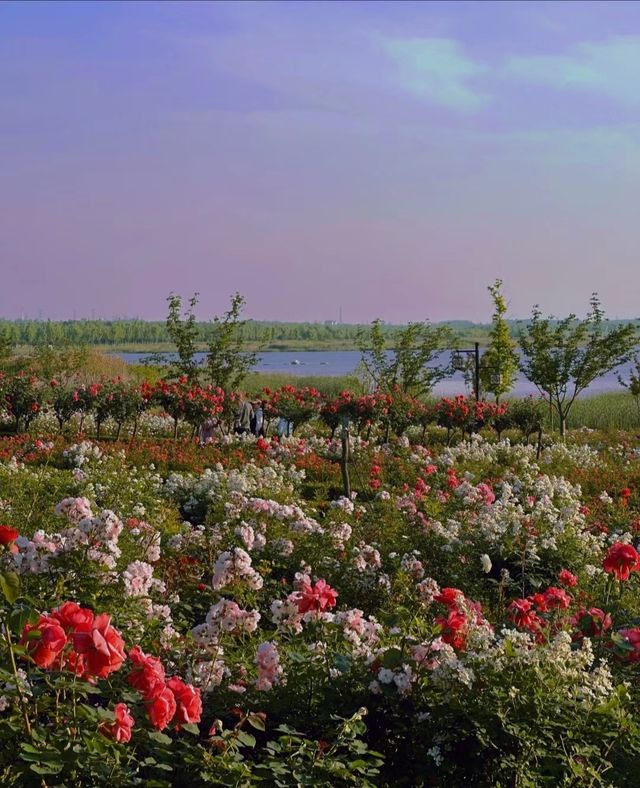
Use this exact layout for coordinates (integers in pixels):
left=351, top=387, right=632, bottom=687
left=20, top=601, right=201, bottom=741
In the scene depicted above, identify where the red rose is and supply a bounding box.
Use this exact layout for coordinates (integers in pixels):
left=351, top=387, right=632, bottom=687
left=542, top=586, right=571, bottom=610
left=52, top=601, right=95, bottom=633
left=99, top=702, right=135, bottom=743
left=558, top=569, right=578, bottom=587
left=128, top=645, right=166, bottom=700
left=146, top=685, right=177, bottom=730
left=296, top=579, right=338, bottom=615
left=0, top=525, right=19, bottom=546
left=603, top=542, right=640, bottom=581
left=21, top=615, right=67, bottom=669
left=435, top=609, right=467, bottom=651
left=530, top=593, right=548, bottom=613
left=434, top=587, right=464, bottom=609
left=166, top=676, right=202, bottom=727
left=508, top=598, right=541, bottom=631
left=73, top=613, right=126, bottom=679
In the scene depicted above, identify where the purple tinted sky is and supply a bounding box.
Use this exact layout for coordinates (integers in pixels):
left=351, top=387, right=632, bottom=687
left=3, top=1, right=640, bottom=323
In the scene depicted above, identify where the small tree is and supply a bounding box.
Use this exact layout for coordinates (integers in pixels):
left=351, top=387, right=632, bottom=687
left=618, top=357, right=640, bottom=423
left=519, top=295, right=637, bottom=438
left=358, top=319, right=452, bottom=398
left=50, top=381, right=81, bottom=433
left=204, top=293, right=259, bottom=393
left=480, top=280, right=518, bottom=403
left=165, top=293, right=201, bottom=383
left=4, top=374, right=43, bottom=433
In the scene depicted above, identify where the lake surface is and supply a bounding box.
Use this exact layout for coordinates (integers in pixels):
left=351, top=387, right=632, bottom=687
left=113, top=350, right=632, bottom=397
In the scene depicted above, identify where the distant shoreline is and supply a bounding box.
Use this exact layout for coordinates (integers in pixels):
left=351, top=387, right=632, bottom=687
left=16, top=339, right=491, bottom=355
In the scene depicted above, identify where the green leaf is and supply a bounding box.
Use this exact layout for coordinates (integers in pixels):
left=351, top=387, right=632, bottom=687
left=236, top=730, right=256, bottom=748
left=30, top=764, right=63, bottom=776
left=180, top=723, right=200, bottom=735
left=8, top=605, right=36, bottom=635
left=0, top=571, right=20, bottom=604
left=148, top=731, right=173, bottom=745
left=247, top=713, right=266, bottom=731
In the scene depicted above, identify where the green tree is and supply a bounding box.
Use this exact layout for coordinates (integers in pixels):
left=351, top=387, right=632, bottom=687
left=165, top=293, right=200, bottom=382
left=519, top=294, right=638, bottom=438
left=618, top=356, right=640, bottom=424
left=358, top=318, right=452, bottom=398
left=480, top=279, right=519, bottom=403
left=0, top=329, right=13, bottom=370
left=204, top=293, right=260, bottom=392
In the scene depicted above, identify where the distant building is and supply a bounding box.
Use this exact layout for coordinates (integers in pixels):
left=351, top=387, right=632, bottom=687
left=324, top=320, right=337, bottom=326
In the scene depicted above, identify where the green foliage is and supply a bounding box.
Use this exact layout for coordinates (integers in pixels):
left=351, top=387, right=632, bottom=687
left=30, top=343, right=91, bottom=381
left=165, top=293, right=200, bottom=382
left=0, top=330, right=14, bottom=369
left=205, top=293, right=260, bottom=393
left=618, top=355, right=640, bottom=423
left=358, top=318, right=452, bottom=397
left=497, top=397, right=544, bottom=440
left=480, top=280, right=519, bottom=403
left=3, top=374, right=43, bottom=432
left=566, top=392, right=640, bottom=431
left=519, top=294, right=638, bottom=437
left=50, top=383, right=80, bottom=432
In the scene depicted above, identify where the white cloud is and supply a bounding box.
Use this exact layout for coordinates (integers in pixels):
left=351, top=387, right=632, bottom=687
left=383, top=37, right=489, bottom=111
left=506, top=36, right=640, bottom=107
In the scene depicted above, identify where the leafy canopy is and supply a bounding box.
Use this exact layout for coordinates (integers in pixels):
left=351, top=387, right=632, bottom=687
left=205, top=293, right=260, bottom=392
left=358, top=318, right=452, bottom=398
left=519, top=294, right=638, bottom=435
left=165, top=292, right=200, bottom=382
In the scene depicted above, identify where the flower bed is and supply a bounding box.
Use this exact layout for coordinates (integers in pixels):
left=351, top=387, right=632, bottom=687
left=2, top=429, right=640, bottom=784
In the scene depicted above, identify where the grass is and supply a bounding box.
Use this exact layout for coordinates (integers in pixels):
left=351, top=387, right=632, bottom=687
left=564, top=392, right=640, bottom=432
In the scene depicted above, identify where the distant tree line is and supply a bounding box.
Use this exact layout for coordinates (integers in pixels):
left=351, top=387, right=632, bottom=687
left=0, top=317, right=489, bottom=347
left=1, top=316, right=636, bottom=350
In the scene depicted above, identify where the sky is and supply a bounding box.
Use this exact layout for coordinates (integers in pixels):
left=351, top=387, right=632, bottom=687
left=3, top=1, right=640, bottom=323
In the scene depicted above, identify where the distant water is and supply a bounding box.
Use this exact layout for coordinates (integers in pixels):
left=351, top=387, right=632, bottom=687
left=113, top=350, right=632, bottom=396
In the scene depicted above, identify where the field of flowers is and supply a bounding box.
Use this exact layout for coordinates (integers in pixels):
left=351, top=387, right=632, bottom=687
left=2, top=376, right=640, bottom=784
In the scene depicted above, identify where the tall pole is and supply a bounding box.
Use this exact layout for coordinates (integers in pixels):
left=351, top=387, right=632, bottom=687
left=474, top=342, right=480, bottom=401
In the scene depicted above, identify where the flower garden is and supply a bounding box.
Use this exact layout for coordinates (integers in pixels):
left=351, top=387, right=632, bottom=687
left=2, top=374, right=640, bottom=785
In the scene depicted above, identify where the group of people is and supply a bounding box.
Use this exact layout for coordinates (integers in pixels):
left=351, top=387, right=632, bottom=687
left=234, top=397, right=266, bottom=437
left=198, top=396, right=293, bottom=444
left=235, top=397, right=293, bottom=438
